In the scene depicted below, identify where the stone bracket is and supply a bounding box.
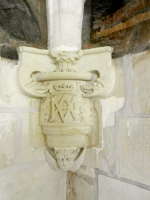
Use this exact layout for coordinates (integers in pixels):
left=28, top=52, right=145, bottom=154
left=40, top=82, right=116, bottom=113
left=17, top=46, right=115, bottom=171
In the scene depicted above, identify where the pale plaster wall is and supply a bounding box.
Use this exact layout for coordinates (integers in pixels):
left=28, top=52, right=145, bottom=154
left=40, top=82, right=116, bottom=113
left=97, top=50, right=150, bottom=200
left=1, top=50, right=150, bottom=200
left=0, top=57, right=65, bottom=200
left=68, top=50, right=150, bottom=200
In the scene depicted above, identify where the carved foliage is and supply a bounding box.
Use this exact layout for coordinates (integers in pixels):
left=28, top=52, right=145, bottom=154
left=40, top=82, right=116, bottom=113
left=50, top=50, right=83, bottom=72
left=45, top=147, right=86, bottom=171
left=17, top=47, right=115, bottom=171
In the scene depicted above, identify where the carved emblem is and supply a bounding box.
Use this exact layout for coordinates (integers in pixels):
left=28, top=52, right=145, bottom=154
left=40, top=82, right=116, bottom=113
left=51, top=94, right=76, bottom=123
left=17, top=46, right=115, bottom=171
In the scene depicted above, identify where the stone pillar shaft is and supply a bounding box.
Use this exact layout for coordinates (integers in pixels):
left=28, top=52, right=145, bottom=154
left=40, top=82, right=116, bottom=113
left=46, top=0, right=86, bottom=51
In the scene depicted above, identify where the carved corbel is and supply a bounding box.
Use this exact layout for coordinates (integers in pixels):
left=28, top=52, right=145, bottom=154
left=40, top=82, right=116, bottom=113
left=17, top=46, right=115, bottom=171
left=45, top=148, right=86, bottom=172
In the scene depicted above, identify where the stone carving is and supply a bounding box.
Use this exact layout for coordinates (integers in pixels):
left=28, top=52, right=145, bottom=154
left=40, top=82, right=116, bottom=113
left=81, top=78, right=104, bottom=98
left=26, top=81, right=50, bottom=94
left=17, top=46, right=115, bottom=171
left=45, top=147, right=86, bottom=171
left=50, top=50, right=83, bottom=72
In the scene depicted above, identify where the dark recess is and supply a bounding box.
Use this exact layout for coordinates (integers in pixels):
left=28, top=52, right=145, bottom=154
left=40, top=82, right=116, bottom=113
left=1, top=45, right=18, bottom=60
left=0, top=0, right=40, bottom=43
left=91, top=0, right=131, bottom=18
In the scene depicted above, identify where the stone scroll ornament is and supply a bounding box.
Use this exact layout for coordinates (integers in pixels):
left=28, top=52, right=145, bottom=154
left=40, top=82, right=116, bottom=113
left=17, top=46, right=115, bottom=171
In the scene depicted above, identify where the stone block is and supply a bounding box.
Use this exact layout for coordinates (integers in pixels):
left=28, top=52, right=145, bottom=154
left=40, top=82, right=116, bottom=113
left=119, top=118, right=150, bottom=186
left=112, top=57, right=125, bottom=98
left=0, top=113, right=16, bottom=169
left=0, top=163, right=64, bottom=200
left=132, top=51, right=150, bottom=113
left=100, top=97, right=124, bottom=128
left=20, top=113, right=45, bottom=163
left=0, top=58, right=39, bottom=109
left=98, top=175, right=150, bottom=200
left=67, top=173, right=95, bottom=200
left=98, top=126, right=116, bottom=174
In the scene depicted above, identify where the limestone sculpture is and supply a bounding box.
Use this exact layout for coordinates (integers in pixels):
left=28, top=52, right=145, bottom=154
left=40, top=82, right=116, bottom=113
left=17, top=0, right=115, bottom=171
left=17, top=46, right=115, bottom=171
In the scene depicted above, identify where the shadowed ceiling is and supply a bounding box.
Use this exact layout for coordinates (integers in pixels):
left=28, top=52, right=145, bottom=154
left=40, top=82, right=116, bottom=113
left=0, top=0, right=149, bottom=59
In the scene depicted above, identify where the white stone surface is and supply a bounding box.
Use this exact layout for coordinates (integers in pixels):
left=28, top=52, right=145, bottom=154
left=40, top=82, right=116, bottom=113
left=17, top=46, right=116, bottom=172
left=30, top=112, right=46, bottom=148
left=20, top=113, right=45, bottom=163
left=0, top=113, right=16, bottom=169
left=46, top=0, right=86, bottom=50
left=82, top=148, right=98, bottom=169
left=132, top=51, right=150, bottom=113
left=100, top=97, right=124, bottom=128
left=98, top=175, right=150, bottom=200
left=0, top=163, right=64, bottom=200
left=119, top=118, right=150, bottom=186
left=0, top=58, right=39, bottom=109
left=98, top=126, right=116, bottom=173
left=112, top=57, right=125, bottom=98
left=67, top=173, right=95, bottom=200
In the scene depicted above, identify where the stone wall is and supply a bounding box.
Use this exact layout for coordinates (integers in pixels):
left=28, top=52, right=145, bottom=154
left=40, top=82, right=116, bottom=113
left=0, top=1, right=150, bottom=200
left=0, top=57, right=65, bottom=200
left=67, top=50, right=150, bottom=200
left=97, top=50, right=150, bottom=199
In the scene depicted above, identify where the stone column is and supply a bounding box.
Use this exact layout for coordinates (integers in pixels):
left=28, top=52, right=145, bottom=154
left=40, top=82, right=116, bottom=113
left=46, top=0, right=86, bottom=51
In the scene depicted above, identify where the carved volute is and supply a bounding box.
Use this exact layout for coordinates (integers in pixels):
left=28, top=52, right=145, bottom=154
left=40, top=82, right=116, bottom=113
left=17, top=46, right=115, bottom=171
left=17, top=0, right=115, bottom=171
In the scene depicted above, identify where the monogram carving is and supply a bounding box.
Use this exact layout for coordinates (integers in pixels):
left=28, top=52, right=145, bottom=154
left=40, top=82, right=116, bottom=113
left=17, top=46, right=115, bottom=171
left=51, top=94, right=76, bottom=123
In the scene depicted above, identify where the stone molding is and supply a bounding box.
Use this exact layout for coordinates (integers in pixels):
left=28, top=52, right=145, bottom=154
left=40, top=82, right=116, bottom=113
left=17, top=46, right=115, bottom=171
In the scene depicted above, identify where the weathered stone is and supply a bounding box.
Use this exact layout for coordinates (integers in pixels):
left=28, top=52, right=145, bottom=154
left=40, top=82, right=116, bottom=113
left=0, top=163, right=64, bottom=200
left=17, top=45, right=116, bottom=171
left=30, top=112, right=46, bottom=148
left=119, top=118, right=150, bottom=186
left=98, top=175, right=150, bottom=200
left=100, top=97, right=124, bottom=128
left=67, top=173, right=95, bottom=200
left=111, top=56, right=125, bottom=97
left=0, top=58, right=40, bottom=108
left=20, top=113, right=45, bottom=163
left=132, top=51, right=150, bottom=114
left=98, top=126, right=116, bottom=174
left=0, top=113, right=16, bottom=169
left=0, top=58, right=17, bottom=106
